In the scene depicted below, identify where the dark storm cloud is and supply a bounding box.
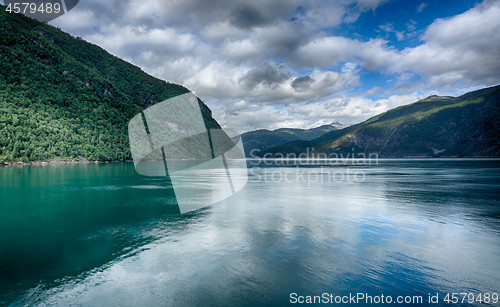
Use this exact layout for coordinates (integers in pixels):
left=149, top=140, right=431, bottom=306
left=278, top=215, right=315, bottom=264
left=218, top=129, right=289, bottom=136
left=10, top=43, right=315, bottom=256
left=261, top=25, right=311, bottom=59
left=291, top=75, right=314, bottom=91
left=239, top=63, right=291, bottom=89
left=229, top=4, right=273, bottom=29
left=153, top=0, right=299, bottom=30
left=61, top=0, right=319, bottom=61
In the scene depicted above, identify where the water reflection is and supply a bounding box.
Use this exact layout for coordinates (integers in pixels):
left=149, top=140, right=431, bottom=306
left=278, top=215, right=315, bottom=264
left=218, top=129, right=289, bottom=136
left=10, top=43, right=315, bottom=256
left=1, top=160, right=499, bottom=306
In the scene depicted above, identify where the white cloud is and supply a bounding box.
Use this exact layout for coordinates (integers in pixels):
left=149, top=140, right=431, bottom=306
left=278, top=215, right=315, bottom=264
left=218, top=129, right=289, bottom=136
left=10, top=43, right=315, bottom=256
left=51, top=9, right=98, bottom=33
left=288, top=94, right=420, bottom=125
left=220, top=39, right=261, bottom=62
left=49, top=0, right=500, bottom=132
left=292, top=36, right=360, bottom=68
left=213, top=92, right=425, bottom=132
left=395, top=32, right=405, bottom=41
left=294, top=1, right=500, bottom=87
left=394, top=0, right=500, bottom=84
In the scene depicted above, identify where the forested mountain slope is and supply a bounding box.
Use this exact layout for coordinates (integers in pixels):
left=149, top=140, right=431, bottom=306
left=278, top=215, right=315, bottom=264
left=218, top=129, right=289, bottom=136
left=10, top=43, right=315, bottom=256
left=260, top=85, right=500, bottom=157
left=0, top=7, right=218, bottom=163
left=241, top=123, right=345, bottom=156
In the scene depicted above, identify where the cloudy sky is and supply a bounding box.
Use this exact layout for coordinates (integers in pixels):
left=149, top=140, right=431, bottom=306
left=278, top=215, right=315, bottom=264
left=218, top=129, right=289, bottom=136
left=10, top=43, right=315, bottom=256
left=49, top=0, right=500, bottom=132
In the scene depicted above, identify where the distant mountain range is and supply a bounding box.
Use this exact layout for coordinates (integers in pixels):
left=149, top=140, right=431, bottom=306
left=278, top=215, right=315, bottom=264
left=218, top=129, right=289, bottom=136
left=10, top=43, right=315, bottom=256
left=0, top=6, right=221, bottom=163
left=256, top=85, right=500, bottom=158
left=241, top=122, right=346, bottom=156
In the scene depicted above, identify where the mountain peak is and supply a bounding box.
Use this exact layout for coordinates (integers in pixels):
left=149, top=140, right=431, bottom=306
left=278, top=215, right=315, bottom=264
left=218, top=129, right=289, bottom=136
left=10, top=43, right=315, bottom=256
left=422, top=95, right=454, bottom=101
left=259, top=85, right=500, bottom=158
left=329, top=122, right=348, bottom=129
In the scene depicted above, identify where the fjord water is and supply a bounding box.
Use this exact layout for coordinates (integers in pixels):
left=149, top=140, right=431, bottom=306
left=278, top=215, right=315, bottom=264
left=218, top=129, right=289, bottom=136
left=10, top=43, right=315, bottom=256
left=1, top=160, right=499, bottom=306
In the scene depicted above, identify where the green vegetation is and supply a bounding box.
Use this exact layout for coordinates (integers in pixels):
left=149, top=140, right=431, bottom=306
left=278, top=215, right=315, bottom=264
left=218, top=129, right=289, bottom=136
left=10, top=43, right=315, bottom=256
left=0, top=7, right=219, bottom=163
left=1, top=6, right=498, bottom=162
left=241, top=123, right=345, bottom=156
left=260, top=85, right=500, bottom=157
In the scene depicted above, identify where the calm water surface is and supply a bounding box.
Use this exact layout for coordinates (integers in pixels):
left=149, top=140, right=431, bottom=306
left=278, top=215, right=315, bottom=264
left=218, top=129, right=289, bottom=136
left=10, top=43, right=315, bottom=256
left=0, top=160, right=499, bottom=306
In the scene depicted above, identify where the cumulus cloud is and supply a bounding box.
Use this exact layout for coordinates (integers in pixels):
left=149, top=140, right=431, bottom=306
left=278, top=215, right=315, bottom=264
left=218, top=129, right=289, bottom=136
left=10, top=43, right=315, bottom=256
left=213, top=93, right=422, bottom=132
left=239, top=63, right=291, bottom=90
left=291, top=76, right=315, bottom=92
left=293, top=0, right=500, bottom=87
left=49, top=0, right=500, bottom=132
left=229, top=4, right=273, bottom=29
left=394, top=0, right=500, bottom=85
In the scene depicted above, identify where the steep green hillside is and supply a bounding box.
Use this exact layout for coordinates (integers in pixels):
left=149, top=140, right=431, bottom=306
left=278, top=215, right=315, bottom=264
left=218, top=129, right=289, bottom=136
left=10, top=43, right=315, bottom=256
left=241, top=123, right=345, bottom=156
left=260, top=85, right=500, bottom=157
left=0, top=7, right=219, bottom=163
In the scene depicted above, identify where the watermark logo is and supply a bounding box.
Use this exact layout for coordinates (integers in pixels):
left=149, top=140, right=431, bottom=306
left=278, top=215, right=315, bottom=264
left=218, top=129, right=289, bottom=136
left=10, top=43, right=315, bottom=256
left=247, top=148, right=379, bottom=186
left=128, top=92, right=248, bottom=214
left=2, top=0, right=79, bottom=22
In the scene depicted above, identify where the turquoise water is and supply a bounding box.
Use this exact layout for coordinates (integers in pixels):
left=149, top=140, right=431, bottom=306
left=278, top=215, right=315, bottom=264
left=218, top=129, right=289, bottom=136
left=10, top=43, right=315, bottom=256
left=1, top=160, right=499, bottom=306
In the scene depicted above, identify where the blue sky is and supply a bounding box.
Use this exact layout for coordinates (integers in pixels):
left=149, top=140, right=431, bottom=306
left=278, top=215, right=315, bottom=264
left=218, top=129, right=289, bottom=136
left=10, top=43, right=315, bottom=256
left=48, top=0, right=500, bottom=132
left=336, top=0, right=482, bottom=96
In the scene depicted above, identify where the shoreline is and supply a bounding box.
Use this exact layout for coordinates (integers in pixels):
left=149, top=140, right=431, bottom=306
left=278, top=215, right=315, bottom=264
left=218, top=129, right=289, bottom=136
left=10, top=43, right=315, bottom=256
left=2, top=157, right=499, bottom=167
left=1, top=160, right=134, bottom=167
